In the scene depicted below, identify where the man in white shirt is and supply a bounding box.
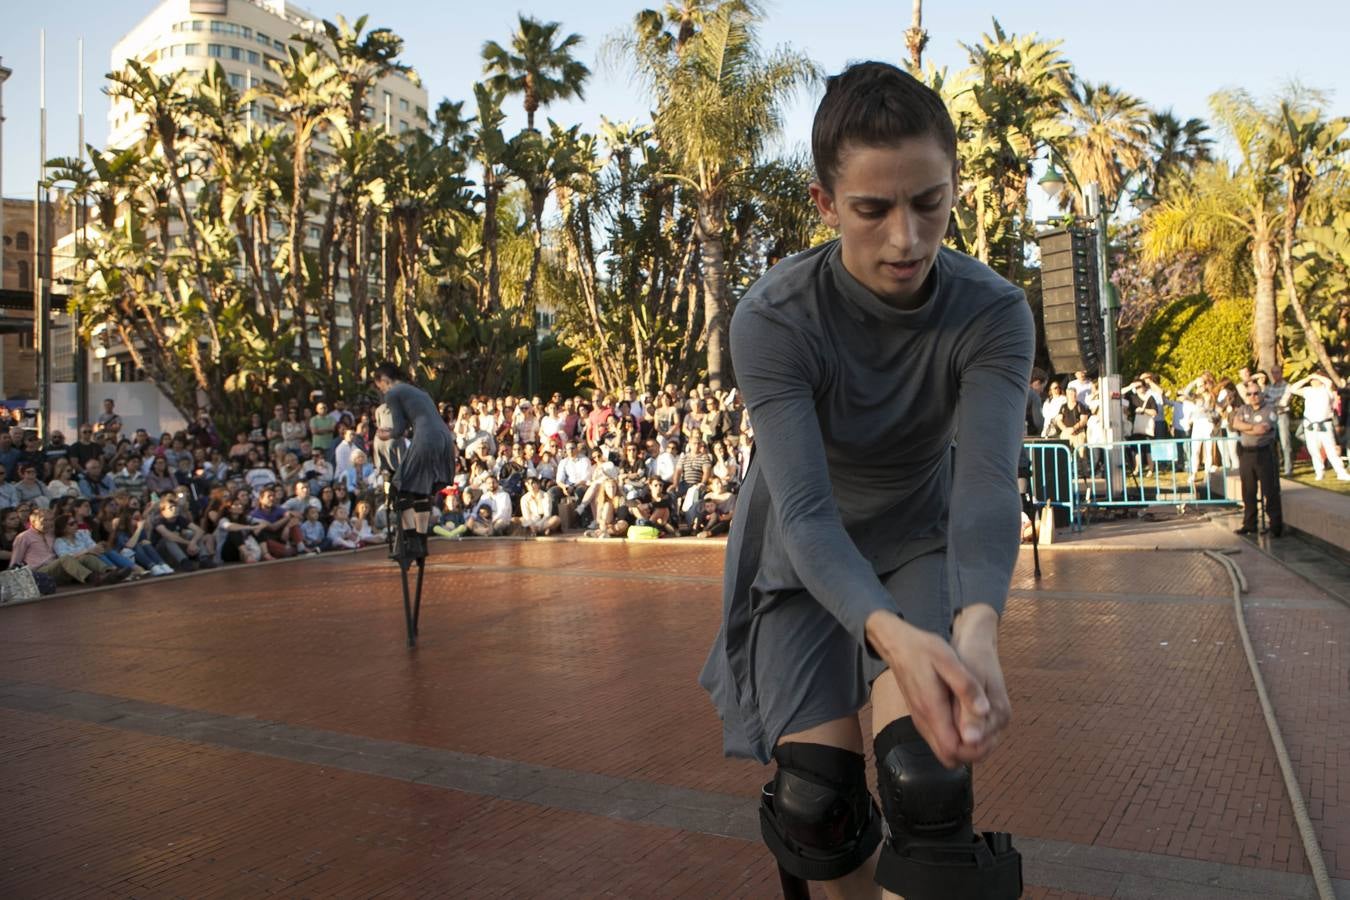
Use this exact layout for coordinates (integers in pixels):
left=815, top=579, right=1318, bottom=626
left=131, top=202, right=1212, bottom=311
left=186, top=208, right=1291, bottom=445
left=1066, top=369, right=1093, bottom=405
left=558, top=442, right=593, bottom=495
left=518, top=477, right=562, bottom=535
left=469, top=474, right=514, bottom=535
left=333, top=427, right=359, bottom=485
left=1263, top=369, right=1294, bottom=475
left=651, top=439, right=682, bottom=485
left=282, top=480, right=323, bottom=517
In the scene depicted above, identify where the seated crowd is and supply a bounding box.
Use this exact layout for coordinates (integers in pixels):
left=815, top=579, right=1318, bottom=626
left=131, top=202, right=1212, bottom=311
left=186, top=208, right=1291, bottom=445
left=1, top=385, right=753, bottom=592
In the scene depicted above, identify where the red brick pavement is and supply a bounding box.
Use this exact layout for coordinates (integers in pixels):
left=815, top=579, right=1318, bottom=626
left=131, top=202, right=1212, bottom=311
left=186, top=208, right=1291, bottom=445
left=1, top=539, right=1345, bottom=896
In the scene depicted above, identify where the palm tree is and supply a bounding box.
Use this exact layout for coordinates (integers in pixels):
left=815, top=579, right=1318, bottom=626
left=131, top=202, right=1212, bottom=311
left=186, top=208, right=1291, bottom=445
left=941, top=21, right=1071, bottom=273
left=267, top=43, right=350, bottom=366
left=1057, top=80, right=1151, bottom=215
left=904, top=0, right=928, bottom=71
left=482, top=16, right=590, bottom=131
left=1143, top=91, right=1285, bottom=374
left=107, top=61, right=226, bottom=362
left=1270, top=91, right=1349, bottom=384
left=1144, top=109, right=1213, bottom=198
left=471, top=82, right=512, bottom=313
left=623, top=0, right=817, bottom=388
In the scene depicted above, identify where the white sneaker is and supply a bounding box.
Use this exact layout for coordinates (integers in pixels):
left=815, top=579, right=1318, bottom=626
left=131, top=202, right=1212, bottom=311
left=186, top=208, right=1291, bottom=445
left=1338, top=473, right=1350, bottom=481
left=152, top=564, right=173, bottom=576
left=1315, top=471, right=1325, bottom=481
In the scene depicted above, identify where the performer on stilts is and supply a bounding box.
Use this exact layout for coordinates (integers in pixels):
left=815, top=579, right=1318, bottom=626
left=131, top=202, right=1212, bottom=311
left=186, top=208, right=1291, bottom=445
left=372, top=362, right=457, bottom=647
left=699, top=63, right=1031, bottom=899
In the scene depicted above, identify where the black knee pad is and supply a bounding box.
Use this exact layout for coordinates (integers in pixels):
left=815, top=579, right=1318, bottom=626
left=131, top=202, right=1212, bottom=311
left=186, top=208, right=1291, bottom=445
left=873, top=717, right=1021, bottom=899
left=759, top=742, right=882, bottom=883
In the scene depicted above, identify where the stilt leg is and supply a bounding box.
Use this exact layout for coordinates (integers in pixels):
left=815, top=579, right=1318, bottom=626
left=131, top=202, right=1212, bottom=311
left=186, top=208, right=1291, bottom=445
left=776, top=865, right=810, bottom=900
left=412, top=557, right=425, bottom=637
left=399, top=558, right=417, bottom=648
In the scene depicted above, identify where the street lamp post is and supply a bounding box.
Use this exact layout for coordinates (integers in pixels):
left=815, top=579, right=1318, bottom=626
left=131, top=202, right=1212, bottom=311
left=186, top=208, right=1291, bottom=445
left=0, top=59, right=11, bottom=299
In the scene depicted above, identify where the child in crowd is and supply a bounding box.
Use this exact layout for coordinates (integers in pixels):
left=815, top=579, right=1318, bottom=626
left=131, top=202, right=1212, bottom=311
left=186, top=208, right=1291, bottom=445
left=299, top=505, right=327, bottom=553
left=326, top=504, right=361, bottom=550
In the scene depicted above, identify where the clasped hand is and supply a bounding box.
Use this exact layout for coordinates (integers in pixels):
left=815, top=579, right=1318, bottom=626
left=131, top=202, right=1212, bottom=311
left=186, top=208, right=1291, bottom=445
left=866, top=604, right=1011, bottom=768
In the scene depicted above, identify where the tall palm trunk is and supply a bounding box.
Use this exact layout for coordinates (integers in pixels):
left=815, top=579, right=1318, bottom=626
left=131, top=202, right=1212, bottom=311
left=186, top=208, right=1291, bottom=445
left=289, top=139, right=312, bottom=363
left=696, top=193, right=730, bottom=389
left=483, top=168, right=502, bottom=313
left=904, top=0, right=928, bottom=70
left=1251, top=229, right=1280, bottom=376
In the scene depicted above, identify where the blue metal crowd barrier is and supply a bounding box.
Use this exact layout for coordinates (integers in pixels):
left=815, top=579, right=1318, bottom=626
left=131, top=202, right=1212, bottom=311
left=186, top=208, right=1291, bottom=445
left=1023, top=437, right=1240, bottom=529
left=1082, top=437, right=1240, bottom=512
left=1022, top=440, right=1081, bottom=531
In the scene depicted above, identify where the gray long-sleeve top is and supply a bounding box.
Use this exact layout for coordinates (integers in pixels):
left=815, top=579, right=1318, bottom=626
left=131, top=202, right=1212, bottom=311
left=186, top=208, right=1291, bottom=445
left=701, top=240, right=1034, bottom=759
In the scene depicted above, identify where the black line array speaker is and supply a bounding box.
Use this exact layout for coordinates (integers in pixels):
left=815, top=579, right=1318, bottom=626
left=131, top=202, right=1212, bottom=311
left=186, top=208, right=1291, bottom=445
left=1037, top=227, right=1103, bottom=377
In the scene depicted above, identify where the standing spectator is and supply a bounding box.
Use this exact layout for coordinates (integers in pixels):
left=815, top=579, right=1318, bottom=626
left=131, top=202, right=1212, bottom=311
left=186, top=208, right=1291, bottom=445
left=1065, top=369, right=1093, bottom=404
left=281, top=408, right=308, bottom=455
left=333, top=427, right=359, bottom=485
left=266, top=404, right=287, bottom=456
left=1262, top=370, right=1294, bottom=475
left=586, top=393, right=614, bottom=446
left=1025, top=370, right=1046, bottom=436
left=1288, top=372, right=1350, bottom=481
left=96, top=399, right=123, bottom=436
left=187, top=411, right=220, bottom=451
left=513, top=402, right=540, bottom=444
left=310, top=402, right=338, bottom=461
left=1040, top=382, right=1066, bottom=436
left=1230, top=380, right=1285, bottom=536
left=539, top=402, right=563, bottom=449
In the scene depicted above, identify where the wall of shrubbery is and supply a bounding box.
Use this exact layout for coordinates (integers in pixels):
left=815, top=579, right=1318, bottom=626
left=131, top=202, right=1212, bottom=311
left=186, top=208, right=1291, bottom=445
left=1120, top=293, right=1253, bottom=390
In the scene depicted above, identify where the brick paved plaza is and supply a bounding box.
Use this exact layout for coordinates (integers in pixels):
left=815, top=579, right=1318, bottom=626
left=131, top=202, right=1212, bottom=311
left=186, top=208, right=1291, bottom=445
left=2, top=526, right=1348, bottom=898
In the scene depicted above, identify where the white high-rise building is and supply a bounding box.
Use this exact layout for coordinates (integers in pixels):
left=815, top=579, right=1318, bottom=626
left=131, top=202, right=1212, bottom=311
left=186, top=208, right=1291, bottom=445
left=108, top=0, right=428, bottom=148
left=82, top=0, right=430, bottom=388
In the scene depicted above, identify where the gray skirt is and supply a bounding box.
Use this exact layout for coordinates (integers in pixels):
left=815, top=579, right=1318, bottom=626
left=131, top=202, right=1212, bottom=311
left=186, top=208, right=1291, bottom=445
left=735, top=551, right=951, bottom=760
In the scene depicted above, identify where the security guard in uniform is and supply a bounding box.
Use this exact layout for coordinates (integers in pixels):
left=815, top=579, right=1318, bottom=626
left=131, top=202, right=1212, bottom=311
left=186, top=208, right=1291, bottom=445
left=1229, top=380, right=1284, bottom=537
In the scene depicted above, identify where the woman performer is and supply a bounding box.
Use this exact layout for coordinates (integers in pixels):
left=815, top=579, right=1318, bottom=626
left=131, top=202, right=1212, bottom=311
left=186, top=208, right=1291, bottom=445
left=699, top=63, right=1030, bottom=900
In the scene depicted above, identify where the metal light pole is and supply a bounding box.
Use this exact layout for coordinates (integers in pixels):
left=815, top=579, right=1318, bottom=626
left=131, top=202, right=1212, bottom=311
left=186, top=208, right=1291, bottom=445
left=0, top=58, right=11, bottom=299
left=35, top=30, right=52, bottom=439
left=74, top=37, right=88, bottom=427
left=1083, top=183, right=1118, bottom=380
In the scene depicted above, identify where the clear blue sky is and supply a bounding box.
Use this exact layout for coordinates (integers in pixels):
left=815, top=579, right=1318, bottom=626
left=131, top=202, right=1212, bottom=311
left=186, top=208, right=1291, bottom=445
left=3, top=0, right=1347, bottom=199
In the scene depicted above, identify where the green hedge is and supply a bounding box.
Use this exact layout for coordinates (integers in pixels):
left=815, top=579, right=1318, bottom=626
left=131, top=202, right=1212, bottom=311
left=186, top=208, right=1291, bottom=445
left=1121, top=294, right=1252, bottom=391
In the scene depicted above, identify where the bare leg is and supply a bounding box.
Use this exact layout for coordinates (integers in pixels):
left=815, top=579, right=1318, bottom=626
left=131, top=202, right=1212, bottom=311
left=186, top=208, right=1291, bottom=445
left=776, top=716, right=882, bottom=900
